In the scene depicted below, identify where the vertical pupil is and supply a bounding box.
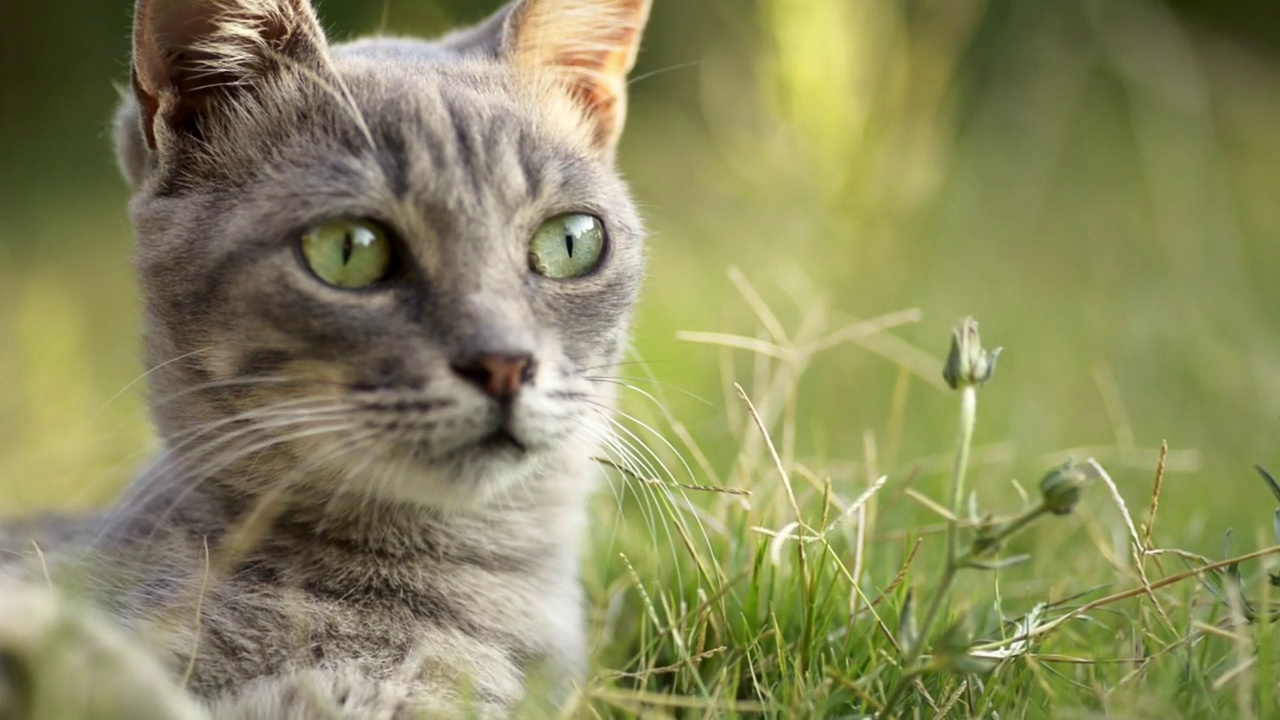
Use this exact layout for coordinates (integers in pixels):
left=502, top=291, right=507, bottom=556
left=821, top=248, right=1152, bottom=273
left=565, top=230, right=575, bottom=258
left=341, top=231, right=354, bottom=265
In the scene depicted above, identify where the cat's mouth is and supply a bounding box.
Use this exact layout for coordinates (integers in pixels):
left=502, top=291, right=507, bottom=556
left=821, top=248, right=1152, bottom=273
left=477, top=428, right=527, bottom=454
left=432, top=425, right=530, bottom=464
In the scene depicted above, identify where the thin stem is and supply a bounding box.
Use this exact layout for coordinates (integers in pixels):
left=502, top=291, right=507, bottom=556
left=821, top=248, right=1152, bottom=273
left=919, top=386, right=978, bottom=646
left=913, top=563, right=957, bottom=655
left=956, top=504, right=1051, bottom=570
left=880, top=385, right=978, bottom=716
left=947, top=386, right=977, bottom=562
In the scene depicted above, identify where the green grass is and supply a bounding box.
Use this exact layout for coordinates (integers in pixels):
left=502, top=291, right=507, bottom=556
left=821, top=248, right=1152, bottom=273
left=572, top=305, right=1280, bottom=719
left=3, top=0, right=1280, bottom=717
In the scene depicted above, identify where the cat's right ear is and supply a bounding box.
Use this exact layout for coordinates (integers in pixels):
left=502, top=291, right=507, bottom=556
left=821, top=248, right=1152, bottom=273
left=491, top=0, right=653, bottom=157
left=119, top=0, right=328, bottom=179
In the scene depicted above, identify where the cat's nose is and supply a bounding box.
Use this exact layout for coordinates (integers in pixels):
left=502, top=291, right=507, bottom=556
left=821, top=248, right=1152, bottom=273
left=451, top=353, right=536, bottom=401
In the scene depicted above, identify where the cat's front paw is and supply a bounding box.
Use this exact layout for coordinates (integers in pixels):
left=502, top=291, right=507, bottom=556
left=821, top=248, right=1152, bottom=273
left=0, top=580, right=207, bottom=720
left=216, top=668, right=411, bottom=720
left=215, top=666, right=509, bottom=720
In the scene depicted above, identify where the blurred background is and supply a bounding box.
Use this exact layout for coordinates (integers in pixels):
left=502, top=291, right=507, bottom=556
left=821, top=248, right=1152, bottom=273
left=1, top=0, right=1279, bottom=554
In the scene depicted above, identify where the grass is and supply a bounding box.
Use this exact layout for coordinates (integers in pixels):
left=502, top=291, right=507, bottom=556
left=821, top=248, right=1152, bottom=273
left=4, top=297, right=1280, bottom=718
left=3, top=0, right=1280, bottom=717
left=571, top=299, right=1280, bottom=718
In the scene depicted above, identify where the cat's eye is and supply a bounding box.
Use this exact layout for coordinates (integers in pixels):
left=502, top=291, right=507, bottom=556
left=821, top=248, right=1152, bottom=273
left=528, top=214, right=606, bottom=279
left=300, top=219, right=394, bottom=290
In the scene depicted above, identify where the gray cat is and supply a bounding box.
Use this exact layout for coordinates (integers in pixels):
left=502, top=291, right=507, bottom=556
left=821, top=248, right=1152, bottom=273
left=0, top=0, right=652, bottom=717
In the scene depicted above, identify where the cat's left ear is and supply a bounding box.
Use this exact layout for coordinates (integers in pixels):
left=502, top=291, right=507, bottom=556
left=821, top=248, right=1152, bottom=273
left=502, top=0, right=653, bottom=156
left=129, top=0, right=329, bottom=154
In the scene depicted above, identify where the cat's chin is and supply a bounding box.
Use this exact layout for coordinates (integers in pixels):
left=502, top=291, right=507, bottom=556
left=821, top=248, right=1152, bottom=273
left=331, top=434, right=556, bottom=511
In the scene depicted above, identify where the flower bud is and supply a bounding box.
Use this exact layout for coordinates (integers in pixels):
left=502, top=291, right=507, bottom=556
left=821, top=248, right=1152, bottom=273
left=942, top=317, right=1001, bottom=390
left=1039, top=460, right=1089, bottom=515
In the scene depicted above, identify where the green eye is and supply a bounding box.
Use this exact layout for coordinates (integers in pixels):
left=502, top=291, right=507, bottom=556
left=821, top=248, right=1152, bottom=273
left=300, top=219, right=393, bottom=289
left=528, top=214, right=606, bottom=279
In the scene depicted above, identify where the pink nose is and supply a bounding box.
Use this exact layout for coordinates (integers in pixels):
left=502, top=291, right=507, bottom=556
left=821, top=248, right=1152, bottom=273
left=451, top=353, right=536, bottom=401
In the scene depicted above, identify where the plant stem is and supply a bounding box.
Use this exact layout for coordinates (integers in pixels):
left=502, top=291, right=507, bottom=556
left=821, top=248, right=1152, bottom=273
left=880, top=386, right=978, bottom=716
left=985, top=505, right=1049, bottom=549
left=946, top=386, right=977, bottom=562
left=917, top=386, right=978, bottom=647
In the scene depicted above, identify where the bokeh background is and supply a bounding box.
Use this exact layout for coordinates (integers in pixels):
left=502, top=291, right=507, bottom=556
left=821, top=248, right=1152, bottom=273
left=2, top=0, right=1279, bottom=562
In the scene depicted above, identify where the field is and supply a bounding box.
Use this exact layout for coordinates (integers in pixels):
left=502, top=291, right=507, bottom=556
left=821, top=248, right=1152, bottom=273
left=2, top=0, right=1280, bottom=717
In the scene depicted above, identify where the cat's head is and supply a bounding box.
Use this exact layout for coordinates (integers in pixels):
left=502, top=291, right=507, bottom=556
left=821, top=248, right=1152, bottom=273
left=116, top=0, right=652, bottom=510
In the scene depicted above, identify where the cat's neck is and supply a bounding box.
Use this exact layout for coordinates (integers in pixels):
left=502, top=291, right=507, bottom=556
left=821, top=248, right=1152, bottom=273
left=113, top=449, right=593, bottom=569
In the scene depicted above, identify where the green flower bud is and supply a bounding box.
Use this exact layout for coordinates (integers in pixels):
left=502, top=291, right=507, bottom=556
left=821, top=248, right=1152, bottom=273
left=942, top=317, right=1002, bottom=390
left=1039, top=460, right=1089, bottom=515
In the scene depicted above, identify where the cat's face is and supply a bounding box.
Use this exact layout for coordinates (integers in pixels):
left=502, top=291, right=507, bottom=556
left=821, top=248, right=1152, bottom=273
left=119, top=0, right=651, bottom=509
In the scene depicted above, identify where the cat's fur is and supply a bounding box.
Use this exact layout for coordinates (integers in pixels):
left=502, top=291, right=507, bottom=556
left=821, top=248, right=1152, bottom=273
left=0, top=0, right=652, bottom=717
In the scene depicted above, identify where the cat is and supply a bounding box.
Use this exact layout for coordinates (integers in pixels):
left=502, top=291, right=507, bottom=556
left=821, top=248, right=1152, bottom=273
left=0, top=0, right=652, bottom=717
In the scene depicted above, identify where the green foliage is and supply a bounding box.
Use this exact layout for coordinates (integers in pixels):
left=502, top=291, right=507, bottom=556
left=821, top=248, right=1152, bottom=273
left=3, top=0, right=1280, bottom=718
left=579, top=310, right=1280, bottom=717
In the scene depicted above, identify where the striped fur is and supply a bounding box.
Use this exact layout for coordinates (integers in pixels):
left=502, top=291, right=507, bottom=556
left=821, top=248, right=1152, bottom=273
left=0, top=0, right=652, bottom=717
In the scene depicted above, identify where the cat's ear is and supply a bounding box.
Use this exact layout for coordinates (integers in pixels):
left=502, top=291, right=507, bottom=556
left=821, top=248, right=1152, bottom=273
left=502, top=0, right=653, bottom=155
left=129, top=0, right=329, bottom=153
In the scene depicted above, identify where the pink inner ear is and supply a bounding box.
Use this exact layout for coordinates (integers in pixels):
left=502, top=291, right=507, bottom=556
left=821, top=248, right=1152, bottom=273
left=507, top=0, right=651, bottom=151
left=560, top=74, right=622, bottom=148
left=560, top=19, right=642, bottom=144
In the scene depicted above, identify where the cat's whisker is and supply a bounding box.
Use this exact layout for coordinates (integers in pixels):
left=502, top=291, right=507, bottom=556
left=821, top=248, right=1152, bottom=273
left=154, top=407, right=353, bottom=483
left=580, top=401, right=692, bottom=487
left=587, top=416, right=664, bottom=490
left=606, top=407, right=703, bottom=496
left=578, top=389, right=715, bottom=495
left=95, top=413, right=330, bottom=543
left=98, top=403, right=352, bottom=547
left=570, top=419, right=629, bottom=518
left=579, top=359, right=719, bottom=493
left=160, top=398, right=350, bottom=447
left=571, top=430, right=636, bottom=569
left=601, top=428, right=730, bottom=547
left=627, top=61, right=705, bottom=87
left=150, top=375, right=315, bottom=409
left=106, top=420, right=332, bottom=532
left=172, top=419, right=358, bottom=493
left=587, top=407, right=728, bottom=589
left=138, top=421, right=361, bottom=550
left=94, top=348, right=213, bottom=420
left=582, top=416, right=687, bottom=588
left=575, top=358, right=672, bottom=374
left=588, top=440, right=672, bottom=583
left=584, top=375, right=713, bottom=407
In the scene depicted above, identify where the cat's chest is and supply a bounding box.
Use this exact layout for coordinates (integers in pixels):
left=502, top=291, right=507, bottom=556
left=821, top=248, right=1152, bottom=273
left=173, top=582, right=524, bottom=704
left=161, top=558, right=578, bottom=706
left=106, top=506, right=585, bottom=703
